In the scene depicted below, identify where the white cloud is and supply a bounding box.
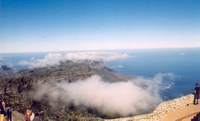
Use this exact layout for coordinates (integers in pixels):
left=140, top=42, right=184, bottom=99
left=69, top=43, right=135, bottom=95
left=18, top=53, right=64, bottom=68
left=65, top=52, right=130, bottom=61
left=109, top=65, right=124, bottom=69
left=33, top=73, right=175, bottom=117
left=19, top=52, right=130, bottom=68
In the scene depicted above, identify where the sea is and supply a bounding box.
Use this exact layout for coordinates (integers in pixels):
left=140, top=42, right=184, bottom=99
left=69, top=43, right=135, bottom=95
left=1, top=48, right=200, bottom=101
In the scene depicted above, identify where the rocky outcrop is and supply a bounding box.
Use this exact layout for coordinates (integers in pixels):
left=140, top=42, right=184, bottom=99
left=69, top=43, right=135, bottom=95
left=0, top=61, right=133, bottom=120
left=12, top=111, right=25, bottom=121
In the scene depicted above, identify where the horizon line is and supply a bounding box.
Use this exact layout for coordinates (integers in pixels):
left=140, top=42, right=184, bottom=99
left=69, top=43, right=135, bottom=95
left=1, top=46, right=200, bottom=54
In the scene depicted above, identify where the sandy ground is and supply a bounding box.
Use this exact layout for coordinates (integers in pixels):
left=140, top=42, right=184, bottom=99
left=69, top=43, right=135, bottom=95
left=161, top=103, right=200, bottom=121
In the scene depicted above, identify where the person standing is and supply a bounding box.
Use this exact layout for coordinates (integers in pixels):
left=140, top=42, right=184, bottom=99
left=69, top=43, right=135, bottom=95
left=25, top=109, right=35, bottom=121
left=194, top=83, right=200, bottom=105
left=4, top=85, right=7, bottom=95
left=0, top=98, right=5, bottom=121
left=25, top=109, right=31, bottom=121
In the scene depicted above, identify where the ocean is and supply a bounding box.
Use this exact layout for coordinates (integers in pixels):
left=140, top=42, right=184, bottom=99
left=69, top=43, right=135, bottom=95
left=1, top=48, right=200, bottom=101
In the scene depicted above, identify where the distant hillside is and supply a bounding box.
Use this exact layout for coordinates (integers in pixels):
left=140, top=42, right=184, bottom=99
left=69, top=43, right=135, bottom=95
left=16, top=60, right=132, bottom=82
left=0, top=65, right=16, bottom=78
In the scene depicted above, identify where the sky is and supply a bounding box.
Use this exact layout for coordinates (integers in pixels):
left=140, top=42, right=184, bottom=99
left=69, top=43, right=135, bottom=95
left=0, top=0, right=200, bottom=53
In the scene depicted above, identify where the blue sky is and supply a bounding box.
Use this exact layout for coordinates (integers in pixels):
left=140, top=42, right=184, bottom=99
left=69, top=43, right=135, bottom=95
left=0, top=0, right=200, bottom=53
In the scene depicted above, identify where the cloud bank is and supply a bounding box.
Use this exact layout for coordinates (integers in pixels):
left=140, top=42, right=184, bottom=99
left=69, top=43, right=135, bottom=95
left=19, top=52, right=130, bottom=68
left=33, top=73, right=175, bottom=117
left=109, top=64, right=124, bottom=69
left=65, top=52, right=130, bottom=61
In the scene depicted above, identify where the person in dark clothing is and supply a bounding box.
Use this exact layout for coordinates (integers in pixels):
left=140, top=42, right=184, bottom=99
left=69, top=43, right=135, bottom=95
left=194, top=83, right=200, bottom=105
left=18, top=84, right=22, bottom=93
left=191, top=112, right=200, bottom=121
left=0, top=98, right=5, bottom=121
left=4, top=85, right=7, bottom=94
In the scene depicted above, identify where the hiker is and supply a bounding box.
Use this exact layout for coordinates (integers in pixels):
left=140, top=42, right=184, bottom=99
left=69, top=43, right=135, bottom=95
left=25, top=109, right=31, bottom=121
left=0, top=98, right=6, bottom=121
left=18, top=84, right=22, bottom=93
left=5, top=107, right=12, bottom=121
left=25, top=109, right=35, bottom=121
left=4, top=85, right=7, bottom=95
left=194, top=83, right=200, bottom=105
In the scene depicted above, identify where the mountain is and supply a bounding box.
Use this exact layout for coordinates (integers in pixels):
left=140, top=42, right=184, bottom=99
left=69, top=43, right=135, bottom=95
left=16, top=60, right=132, bottom=82
left=0, top=65, right=16, bottom=78
left=0, top=60, right=133, bottom=120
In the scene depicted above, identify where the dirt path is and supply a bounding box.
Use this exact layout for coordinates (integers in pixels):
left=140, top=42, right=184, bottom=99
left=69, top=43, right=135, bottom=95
left=161, top=103, right=200, bottom=121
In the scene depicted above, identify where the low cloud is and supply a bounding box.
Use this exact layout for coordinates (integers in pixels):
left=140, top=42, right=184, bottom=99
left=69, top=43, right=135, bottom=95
left=33, top=73, right=175, bottom=117
left=65, top=52, right=130, bottom=61
left=19, top=53, right=64, bottom=68
left=109, top=64, right=124, bottom=69
left=19, top=52, right=130, bottom=68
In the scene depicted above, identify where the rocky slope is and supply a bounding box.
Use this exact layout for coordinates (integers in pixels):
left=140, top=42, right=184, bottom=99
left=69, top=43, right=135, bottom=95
left=0, top=65, right=16, bottom=78
left=0, top=60, right=133, bottom=120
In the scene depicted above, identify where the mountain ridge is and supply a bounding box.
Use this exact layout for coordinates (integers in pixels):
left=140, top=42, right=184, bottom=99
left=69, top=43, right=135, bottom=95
left=16, top=60, right=133, bottom=82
